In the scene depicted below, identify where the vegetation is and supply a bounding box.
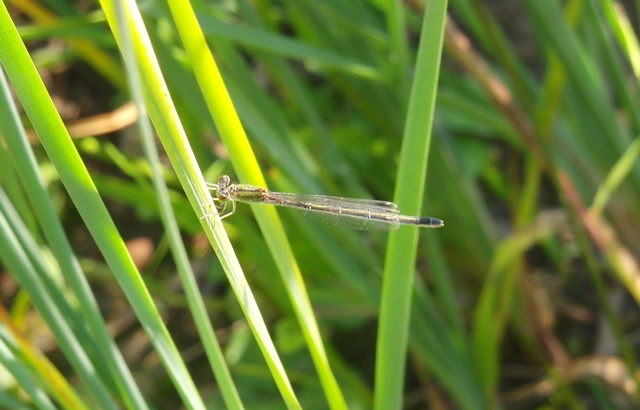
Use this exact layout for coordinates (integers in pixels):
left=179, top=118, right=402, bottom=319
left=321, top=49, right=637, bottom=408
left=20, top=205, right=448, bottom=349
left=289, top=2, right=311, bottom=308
left=0, top=0, right=639, bottom=408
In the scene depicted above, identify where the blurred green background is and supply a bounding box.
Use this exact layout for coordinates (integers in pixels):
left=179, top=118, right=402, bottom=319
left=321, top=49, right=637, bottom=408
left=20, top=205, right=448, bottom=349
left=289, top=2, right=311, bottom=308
left=1, top=0, right=640, bottom=409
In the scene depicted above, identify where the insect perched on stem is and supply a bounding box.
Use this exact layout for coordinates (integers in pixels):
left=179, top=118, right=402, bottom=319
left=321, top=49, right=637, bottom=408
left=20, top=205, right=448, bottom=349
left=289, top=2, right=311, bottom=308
left=205, top=175, right=443, bottom=231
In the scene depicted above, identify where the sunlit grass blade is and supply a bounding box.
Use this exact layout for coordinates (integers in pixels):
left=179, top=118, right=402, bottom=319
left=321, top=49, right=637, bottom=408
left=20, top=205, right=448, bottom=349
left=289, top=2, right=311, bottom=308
left=0, top=335, right=58, bottom=410
left=0, top=305, right=88, bottom=410
left=115, top=2, right=243, bottom=407
left=0, top=190, right=118, bottom=409
left=163, top=0, right=344, bottom=408
left=0, top=2, right=206, bottom=408
left=0, top=57, right=148, bottom=410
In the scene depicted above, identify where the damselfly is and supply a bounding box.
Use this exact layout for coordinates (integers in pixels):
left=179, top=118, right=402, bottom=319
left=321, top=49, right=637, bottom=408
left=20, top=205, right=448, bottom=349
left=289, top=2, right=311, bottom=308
left=206, top=175, right=443, bottom=231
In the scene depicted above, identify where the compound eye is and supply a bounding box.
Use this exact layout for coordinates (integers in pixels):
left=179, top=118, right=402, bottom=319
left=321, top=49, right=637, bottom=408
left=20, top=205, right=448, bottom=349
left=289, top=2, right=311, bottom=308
left=217, top=189, right=229, bottom=200
left=219, top=175, right=230, bottom=186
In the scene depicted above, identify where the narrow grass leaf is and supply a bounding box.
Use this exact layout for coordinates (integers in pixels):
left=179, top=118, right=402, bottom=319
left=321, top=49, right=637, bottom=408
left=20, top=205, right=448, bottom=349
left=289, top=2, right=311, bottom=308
left=374, top=1, right=448, bottom=409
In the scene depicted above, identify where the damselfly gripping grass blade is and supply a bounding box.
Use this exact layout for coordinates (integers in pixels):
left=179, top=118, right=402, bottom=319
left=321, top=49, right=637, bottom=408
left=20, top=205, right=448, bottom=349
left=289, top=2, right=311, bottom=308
left=205, top=175, right=443, bottom=231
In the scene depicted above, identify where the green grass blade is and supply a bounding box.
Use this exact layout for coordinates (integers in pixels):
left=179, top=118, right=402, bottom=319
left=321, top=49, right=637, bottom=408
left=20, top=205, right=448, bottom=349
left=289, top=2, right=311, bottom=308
left=0, top=2, right=206, bottom=408
left=115, top=2, right=244, bottom=407
left=164, top=0, right=346, bottom=408
left=592, top=137, right=640, bottom=215
left=102, top=0, right=302, bottom=407
left=0, top=191, right=115, bottom=409
left=0, top=335, right=57, bottom=410
left=0, top=59, right=149, bottom=410
left=471, top=216, right=563, bottom=396
left=374, top=1, right=448, bottom=409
